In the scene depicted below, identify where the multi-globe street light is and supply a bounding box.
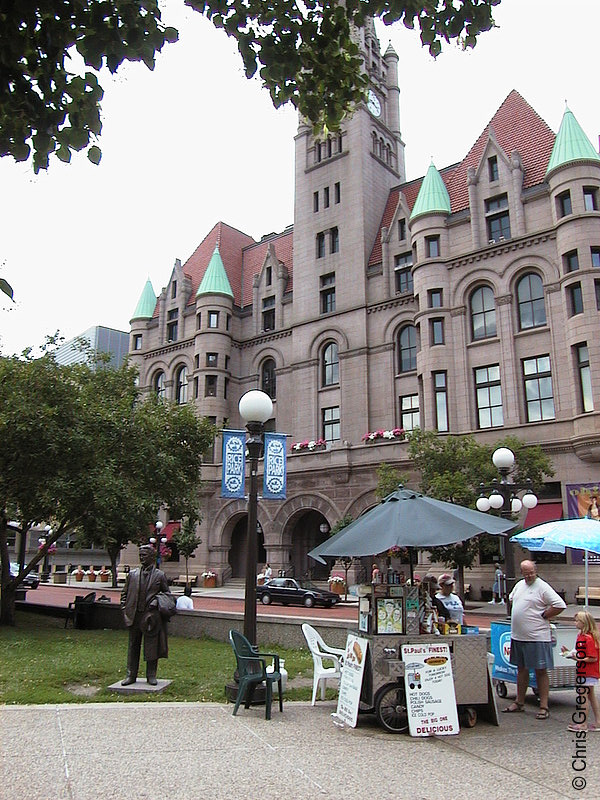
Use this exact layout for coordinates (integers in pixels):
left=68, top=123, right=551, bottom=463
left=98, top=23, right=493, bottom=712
left=476, top=447, right=538, bottom=603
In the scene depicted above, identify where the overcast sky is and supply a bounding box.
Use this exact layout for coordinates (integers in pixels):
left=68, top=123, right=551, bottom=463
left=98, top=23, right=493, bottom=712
left=1, top=0, right=598, bottom=356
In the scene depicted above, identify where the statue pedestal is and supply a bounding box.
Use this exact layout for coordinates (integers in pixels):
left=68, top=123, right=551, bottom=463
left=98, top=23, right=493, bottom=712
left=108, top=679, right=172, bottom=695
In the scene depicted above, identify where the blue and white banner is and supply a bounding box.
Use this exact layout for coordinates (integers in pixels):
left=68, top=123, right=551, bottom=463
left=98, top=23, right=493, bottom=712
left=221, top=430, right=246, bottom=498
left=263, top=433, right=287, bottom=500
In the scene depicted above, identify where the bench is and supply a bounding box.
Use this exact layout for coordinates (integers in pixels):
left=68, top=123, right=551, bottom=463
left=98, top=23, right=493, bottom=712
left=576, top=586, right=600, bottom=604
left=173, top=574, right=198, bottom=587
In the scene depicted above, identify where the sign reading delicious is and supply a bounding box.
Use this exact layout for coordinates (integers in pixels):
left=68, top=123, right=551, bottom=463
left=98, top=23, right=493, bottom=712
left=335, top=634, right=369, bottom=728
left=401, top=642, right=459, bottom=737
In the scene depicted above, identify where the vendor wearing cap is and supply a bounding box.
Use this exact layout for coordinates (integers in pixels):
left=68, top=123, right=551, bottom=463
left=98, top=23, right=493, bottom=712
left=435, top=573, right=464, bottom=625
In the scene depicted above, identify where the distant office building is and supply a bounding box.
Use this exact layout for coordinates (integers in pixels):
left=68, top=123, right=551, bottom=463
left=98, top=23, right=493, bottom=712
left=53, top=325, right=129, bottom=369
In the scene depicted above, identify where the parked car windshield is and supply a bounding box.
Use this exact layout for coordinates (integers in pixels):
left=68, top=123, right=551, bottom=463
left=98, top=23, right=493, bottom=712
left=297, top=580, right=321, bottom=590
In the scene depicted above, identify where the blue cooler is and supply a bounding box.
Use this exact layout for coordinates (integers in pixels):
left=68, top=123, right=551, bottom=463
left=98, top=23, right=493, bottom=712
left=490, top=620, right=537, bottom=688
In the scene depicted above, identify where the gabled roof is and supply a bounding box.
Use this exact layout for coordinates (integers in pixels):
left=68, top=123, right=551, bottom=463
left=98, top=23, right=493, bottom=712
left=410, top=161, right=451, bottom=220
left=368, top=90, right=558, bottom=267
left=196, top=245, right=234, bottom=298
left=240, top=231, right=294, bottom=308
left=546, top=106, right=600, bottom=176
left=177, top=222, right=255, bottom=309
left=131, top=278, right=157, bottom=320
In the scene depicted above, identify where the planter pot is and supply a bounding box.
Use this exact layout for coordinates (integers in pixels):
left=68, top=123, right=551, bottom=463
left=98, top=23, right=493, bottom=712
left=100, top=574, right=110, bottom=583
left=88, top=574, right=97, bottom=582
left=330, top=583, right=346, bottom=595
left=75, top=574, right=84, bottom=582
left=203, top=577, right=216, bottom=588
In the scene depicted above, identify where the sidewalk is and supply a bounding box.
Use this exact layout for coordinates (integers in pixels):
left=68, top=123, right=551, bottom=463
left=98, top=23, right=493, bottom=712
left=2, top=691, right=598, bottom=800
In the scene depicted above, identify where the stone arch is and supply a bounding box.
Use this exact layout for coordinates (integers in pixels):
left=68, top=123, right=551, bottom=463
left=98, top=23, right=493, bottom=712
left=308, top=326, right=350, bottom=360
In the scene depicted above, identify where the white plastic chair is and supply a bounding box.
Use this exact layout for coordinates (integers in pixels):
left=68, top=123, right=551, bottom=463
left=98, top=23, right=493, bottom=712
left=302, top=623, right=345, bottom=705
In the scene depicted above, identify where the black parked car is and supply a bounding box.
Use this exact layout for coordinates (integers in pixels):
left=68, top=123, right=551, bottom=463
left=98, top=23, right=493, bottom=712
left=10, top=563, right=40, bottom=589
left=256, top=577, right=339, bottom=608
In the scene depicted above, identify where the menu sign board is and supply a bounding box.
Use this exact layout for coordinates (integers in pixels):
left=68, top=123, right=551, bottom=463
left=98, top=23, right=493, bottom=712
left=400, top=642, right=459, bottom=737
left=335, top=634, right=369, bottom=728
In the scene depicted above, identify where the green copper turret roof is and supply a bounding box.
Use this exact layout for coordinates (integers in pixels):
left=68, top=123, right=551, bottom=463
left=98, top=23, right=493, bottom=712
left=546, top=107, right=600, bottom=175
left=410, top=162, right=451, bottom=220
left=196, top=245, right=233, bottom=298
left=131, top=278, right=157, bottom=320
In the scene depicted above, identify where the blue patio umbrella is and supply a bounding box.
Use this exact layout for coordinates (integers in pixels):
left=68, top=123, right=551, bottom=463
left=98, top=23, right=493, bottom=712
left=511, top=517, right=600, bottom=608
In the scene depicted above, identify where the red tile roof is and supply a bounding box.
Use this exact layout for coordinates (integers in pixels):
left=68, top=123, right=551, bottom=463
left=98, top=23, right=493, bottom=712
left=180, top=222, right=256, bottom=308
left=174, top=222, right=294, bottom=309
left=240, top=231, right=294, bottom=308
left=368, top=90, right=557, bottom=267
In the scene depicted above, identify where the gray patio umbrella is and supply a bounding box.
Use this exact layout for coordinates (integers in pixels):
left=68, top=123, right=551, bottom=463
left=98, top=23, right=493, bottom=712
left=308, top=487, right=516, bottom=567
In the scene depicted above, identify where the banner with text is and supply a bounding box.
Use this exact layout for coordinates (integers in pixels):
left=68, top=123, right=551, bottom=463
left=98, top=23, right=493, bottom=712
left=221, top=430, right=246, bottom=499
left=263, top=433, right=287, bottom=500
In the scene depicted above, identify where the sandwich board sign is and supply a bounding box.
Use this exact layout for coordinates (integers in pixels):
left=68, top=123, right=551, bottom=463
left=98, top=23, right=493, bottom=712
left=401, top=642, right=459, bottom=737
left=334, top=634, right=369, bottom=728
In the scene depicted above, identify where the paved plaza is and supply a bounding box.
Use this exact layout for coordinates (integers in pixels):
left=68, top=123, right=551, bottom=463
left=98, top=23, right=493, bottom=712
left=2, top=689, right=599, bottom=800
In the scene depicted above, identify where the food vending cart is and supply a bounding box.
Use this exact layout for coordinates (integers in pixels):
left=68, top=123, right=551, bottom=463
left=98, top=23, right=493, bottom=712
left=347, top=582, right=495, bottom=733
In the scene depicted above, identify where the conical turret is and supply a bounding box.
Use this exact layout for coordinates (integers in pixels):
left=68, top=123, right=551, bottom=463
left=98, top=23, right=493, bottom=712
left=130, top=279, right=157, bottom=321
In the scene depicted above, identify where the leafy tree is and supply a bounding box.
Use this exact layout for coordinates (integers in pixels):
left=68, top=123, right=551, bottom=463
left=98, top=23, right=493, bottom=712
left=406, top=430, right=554, bottom=597
left=0, top=349, right=215, bottom=624
left=0, top=1, right=500, bottom=171
left=192, top=0, right=500, bottom=133
left=375, top=462, right=408, bottom=500
left=172, top=518, right=203, bottom=587
left=0, top=0, right=178, bottom=172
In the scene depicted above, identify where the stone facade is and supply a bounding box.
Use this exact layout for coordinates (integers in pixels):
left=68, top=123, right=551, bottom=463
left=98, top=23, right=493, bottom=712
left=124, top=22, right=600, bottom=599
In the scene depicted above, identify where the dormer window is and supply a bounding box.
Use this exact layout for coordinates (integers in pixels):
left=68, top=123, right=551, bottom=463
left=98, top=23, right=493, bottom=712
left=167, top=309, right=178, bottom=342
left=485, top=194, right=511, bottom=242
left=262, top=296, right=275, bottom=331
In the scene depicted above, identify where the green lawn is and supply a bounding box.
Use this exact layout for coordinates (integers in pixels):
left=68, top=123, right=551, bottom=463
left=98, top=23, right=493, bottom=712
left=0, top=612, right=316, bottom=705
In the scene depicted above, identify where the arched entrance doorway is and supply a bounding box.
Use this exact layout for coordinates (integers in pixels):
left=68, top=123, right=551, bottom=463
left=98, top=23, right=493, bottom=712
left=287, top=510, right=331, bottom=580
left=228, top=518, right=266, bottom=578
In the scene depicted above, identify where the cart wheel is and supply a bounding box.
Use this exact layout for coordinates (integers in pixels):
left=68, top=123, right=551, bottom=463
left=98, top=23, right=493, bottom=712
left=459, top=706, right=478, bottom=728
left=495, top=681, right=508, bottom=698
left=374, top=683, right=409, bottom=734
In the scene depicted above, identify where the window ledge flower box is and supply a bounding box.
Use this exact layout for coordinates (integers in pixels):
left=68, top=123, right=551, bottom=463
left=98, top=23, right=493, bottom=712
left=361, top=428, right=405, bottom=444
left=290, top=439, right=327, bottom=453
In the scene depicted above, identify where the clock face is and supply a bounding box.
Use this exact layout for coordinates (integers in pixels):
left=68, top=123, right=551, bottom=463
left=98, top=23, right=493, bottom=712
left=367, top=90, right=381, bottom=117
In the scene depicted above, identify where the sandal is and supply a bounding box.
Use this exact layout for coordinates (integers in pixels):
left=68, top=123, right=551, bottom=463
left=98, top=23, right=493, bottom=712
left=568, top=723, right=587, bottom=732
left=536, top=708, right=549, bottom=720
left=502, top=702, right=524, bottom=713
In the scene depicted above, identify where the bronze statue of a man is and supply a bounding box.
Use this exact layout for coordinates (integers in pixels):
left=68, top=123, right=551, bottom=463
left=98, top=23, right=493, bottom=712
left=120, top=544, right=175, bottom=685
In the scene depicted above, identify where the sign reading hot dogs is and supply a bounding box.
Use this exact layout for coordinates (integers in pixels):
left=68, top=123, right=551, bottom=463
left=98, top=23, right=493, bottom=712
left=401, top=642, right=460, bottom=737
left=335, top=634, right=369, bottom=728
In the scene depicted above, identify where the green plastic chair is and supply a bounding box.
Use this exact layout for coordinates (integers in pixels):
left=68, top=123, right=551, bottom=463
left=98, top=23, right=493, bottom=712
left=229, top=629, right=283, bottom=719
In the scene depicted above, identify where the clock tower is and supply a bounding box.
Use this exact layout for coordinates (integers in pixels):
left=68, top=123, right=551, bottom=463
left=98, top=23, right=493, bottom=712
left=292, top=17, right=405, bottom=319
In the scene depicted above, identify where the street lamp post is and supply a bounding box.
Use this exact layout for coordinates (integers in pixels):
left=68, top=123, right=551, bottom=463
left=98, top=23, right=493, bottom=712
left=476, top=447, right=538, bottom=605
left=150, top=520, right=167, bottom=567
left=239, top=390, right=273, bottom=645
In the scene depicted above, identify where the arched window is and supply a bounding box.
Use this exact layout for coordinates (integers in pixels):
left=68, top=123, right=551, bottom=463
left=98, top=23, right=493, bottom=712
left=470, top=286, right=496, bottom=340
left=261, top=358, right=276, bottom=400
left=517, top=273, right=546, bottom=330
left=398, top=325, right=417, bottom=372
left=175, top=366, right=188, bottom=404
left=154, top=371, right=166, bottom=400
left=322, top=342, right=339, bottom=386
